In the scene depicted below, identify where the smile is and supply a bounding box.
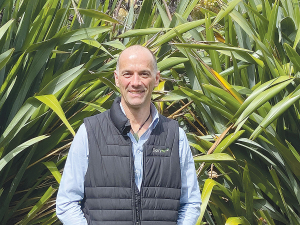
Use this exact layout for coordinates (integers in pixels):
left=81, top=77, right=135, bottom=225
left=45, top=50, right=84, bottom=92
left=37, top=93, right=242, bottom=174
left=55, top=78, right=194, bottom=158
left=129, top=90, right=145, bottom=93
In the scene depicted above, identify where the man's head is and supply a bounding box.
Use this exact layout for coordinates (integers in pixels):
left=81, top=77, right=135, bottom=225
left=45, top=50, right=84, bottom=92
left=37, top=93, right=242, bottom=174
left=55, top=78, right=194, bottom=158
left=116, top=45, right=158, bottom=74
left=114, top=45, right=160, bottom=110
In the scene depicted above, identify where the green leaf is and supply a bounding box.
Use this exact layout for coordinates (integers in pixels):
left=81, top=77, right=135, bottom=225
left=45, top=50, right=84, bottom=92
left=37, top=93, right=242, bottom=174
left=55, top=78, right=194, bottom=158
left=118, top=28, right=169, bottom=38
left=102, top=40, right=126, bottom=50
left=0, top=19, right=14, bottom=41
left=35, top=0, right=60, bottom=43
left=293, top=27, right=300, bottom=49
left=175, top=0, right=189, bottom=15
left=157, top=57, right=188, bottom=71
left=266, top=133, right=300, bottom=180
left=43, top=161, right=61, bottom=184
left=205, top=14, right=222, bottom=73
left=232, top=188, right=242, bottom=216
left=80, top=101, right=106, bottom=112
left=196, top=179, right=217, bottom=224
left=270, top=169, right=294, bottom=224
left=193, top=153, right=235, bottom=163
left=175, top=13, right=204, bottom=41
left=234, top=77, right=293, bottom=127
left=284, top=43, right=300, bottom=73
left=243, top=163, right=254, bottom=224
left=214, top=130, right=245, bottom=153
left=0, top=52, right=25, bottom=100
left=0, top=76, right=16, bottom=110
left=234, top=77, right=290, bottom=118
left=81, top=38, right=102, bottom=48
left=230, top=10, right=258, bottom=40
left=99, top=77, right=119, bottom=93
left=173, top=42, right=253, bottom=53
left=39, top=65, right=84, bottom=95
left=250, top=87, right=300, bottom=140
left=196, top=179, right=232, bottom=224
left=159, top=90, right=187, bottom=101
left=151, top=19, right=206, bottom=47
left=286, top=141, right=300, bottom=163
left=77, top=8, right=118, bottom=23
left=155, top=0, right=170, bottom=28
left=135, top=0, right=154, bottom=29
left=0, top=98, right=41, bottom=149
left=203, top=84, right=241, bottom=111
left=182, top=0, right=199, bottom=19
left=0, top=135, right=48, bottom=171
left=20, top=186, right=57, bottom=225
left=211, top=0, right=242, bottom=28
left=27, top=26, right=112, bottom=52
left=181, top=87, right=233, bottom=120
left=9, top=41, right=57, bottom=122
left=225, top=217, right=251, bottom=225
left=258, top=210, right=276, bottom=225
left=35, top=95, right=75, bottom=136
left=57, top=27, right=112, bottom=46
left=264, top=1, right=278, bottom=44
left=0, top=48, right=14, bottom=72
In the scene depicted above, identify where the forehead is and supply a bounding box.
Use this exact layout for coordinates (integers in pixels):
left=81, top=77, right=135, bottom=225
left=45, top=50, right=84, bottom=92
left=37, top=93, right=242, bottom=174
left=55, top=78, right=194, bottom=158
left=118, top=48, right=154, bottom=70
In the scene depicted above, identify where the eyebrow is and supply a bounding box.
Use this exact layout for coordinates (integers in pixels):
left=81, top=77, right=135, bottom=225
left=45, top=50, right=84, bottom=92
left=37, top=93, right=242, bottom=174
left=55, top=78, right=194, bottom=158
left=139, top=70, right=151, bottom=73
left=121, top=69, right=152, bottom=74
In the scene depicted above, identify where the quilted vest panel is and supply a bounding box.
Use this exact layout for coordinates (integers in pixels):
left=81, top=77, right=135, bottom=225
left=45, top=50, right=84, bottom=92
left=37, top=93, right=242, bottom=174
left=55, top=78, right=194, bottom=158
left=82, top=97, right=181, bottom=225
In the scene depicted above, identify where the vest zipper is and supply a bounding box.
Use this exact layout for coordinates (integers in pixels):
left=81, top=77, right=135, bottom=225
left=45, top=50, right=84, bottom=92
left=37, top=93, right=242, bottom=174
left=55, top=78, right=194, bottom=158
left=135, top=188, right=141, bottom=225
left=127, top=136, right=140, bottom=225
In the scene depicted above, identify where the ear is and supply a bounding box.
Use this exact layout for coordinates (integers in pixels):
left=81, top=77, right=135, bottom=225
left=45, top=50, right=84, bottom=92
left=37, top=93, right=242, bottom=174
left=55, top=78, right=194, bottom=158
left=154, top=71, right=160, bottom=87
left=114, top=70, right=119, bottom=87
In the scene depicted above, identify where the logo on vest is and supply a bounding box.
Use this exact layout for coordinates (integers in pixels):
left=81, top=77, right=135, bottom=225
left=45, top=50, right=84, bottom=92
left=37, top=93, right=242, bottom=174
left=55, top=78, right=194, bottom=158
left=152, top=148, right=169, bottom=153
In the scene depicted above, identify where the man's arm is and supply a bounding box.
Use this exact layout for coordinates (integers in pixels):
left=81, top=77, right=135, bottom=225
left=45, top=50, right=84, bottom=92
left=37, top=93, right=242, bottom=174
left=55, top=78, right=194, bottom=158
left=177, top=128, right=201, bottom=225
left=56, top=124, right=88, bottom=225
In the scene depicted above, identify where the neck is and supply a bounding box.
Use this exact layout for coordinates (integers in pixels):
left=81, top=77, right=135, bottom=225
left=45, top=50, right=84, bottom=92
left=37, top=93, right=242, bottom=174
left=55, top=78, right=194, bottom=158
left=120, top=99, right=152, bottom=132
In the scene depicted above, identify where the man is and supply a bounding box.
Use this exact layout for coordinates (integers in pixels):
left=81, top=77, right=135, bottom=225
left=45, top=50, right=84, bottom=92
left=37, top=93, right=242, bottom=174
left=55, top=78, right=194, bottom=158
left=56, top=45, right=201, bottom=225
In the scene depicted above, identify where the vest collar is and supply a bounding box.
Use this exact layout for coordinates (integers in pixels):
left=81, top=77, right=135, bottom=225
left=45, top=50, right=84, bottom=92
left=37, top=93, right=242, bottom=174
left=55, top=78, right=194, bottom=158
left=110, top=97, right=131, bottom=135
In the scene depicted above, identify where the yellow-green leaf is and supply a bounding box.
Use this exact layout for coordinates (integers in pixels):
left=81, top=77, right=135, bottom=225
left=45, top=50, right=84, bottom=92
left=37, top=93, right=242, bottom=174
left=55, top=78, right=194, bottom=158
left=43, top=161, right=62, bottom=184
left=35, top=95, right=75, bottom=136
left=194, top=153, right=235, bottom=163
left=225, top=217, right=251, bottom=225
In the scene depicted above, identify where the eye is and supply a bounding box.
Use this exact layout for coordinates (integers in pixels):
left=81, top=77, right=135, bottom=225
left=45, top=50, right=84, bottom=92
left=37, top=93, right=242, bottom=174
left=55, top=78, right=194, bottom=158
left=140, top=72, right=151, bottom=78
left=122, top=72, right=132, bottom=78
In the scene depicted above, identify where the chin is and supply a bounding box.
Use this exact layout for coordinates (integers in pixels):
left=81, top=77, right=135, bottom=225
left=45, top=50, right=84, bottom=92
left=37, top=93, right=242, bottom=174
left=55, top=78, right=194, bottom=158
left=126, top=99, right=147, bottom=108
left=128, top=101, right=144, bottom=108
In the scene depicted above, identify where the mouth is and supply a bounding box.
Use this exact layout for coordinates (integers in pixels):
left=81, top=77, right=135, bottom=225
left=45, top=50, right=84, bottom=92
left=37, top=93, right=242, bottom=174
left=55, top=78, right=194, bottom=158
left=128, top=90, right=145, bottom=94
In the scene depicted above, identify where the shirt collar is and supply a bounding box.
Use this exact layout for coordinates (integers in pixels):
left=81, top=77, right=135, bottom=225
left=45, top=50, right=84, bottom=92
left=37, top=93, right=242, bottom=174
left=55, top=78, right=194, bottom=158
left=119, top=100, right=159, bottom=134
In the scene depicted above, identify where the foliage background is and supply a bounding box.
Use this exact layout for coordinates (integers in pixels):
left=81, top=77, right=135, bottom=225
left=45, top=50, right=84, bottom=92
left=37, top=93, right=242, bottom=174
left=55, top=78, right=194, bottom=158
left=0, top=0, right=300, bottom=224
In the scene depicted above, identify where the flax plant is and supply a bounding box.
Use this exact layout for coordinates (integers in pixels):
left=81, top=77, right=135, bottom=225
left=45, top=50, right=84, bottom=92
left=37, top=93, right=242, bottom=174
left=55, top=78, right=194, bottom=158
left=0, top=0, right=300, bottom=224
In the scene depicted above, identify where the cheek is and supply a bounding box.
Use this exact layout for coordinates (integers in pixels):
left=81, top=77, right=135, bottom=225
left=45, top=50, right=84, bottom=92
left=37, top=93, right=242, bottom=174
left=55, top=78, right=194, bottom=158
left=119, top=79, right=130, bottom=89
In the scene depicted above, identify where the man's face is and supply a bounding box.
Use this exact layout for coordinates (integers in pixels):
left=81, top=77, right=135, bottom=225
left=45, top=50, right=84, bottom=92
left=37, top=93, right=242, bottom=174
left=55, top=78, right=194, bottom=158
left=114, top=48, right=160, bottom=110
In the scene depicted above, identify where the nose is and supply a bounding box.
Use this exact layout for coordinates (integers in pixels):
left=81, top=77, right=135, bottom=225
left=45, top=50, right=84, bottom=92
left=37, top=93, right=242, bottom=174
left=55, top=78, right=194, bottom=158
left=131, top=73, right=141, bottom=86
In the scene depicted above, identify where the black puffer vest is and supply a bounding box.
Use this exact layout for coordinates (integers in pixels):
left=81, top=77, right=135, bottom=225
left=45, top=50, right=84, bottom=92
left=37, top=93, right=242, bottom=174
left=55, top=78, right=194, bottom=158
left=82, top=97, right=181, bottom=225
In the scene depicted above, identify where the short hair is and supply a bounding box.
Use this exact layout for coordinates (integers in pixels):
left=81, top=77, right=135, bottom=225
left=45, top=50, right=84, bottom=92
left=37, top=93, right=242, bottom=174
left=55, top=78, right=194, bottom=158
left=115, top=45, right=158, bottom=74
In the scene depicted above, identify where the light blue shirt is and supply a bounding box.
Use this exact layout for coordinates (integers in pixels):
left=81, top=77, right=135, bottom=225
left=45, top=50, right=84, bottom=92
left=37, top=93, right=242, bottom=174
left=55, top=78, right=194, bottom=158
left=56, top=103, right=201, bottom=224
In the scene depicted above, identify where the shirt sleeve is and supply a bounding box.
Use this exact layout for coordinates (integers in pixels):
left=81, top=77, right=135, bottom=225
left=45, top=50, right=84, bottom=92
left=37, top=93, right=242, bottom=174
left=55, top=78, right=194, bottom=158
left=56, top=124, right=89, bottom=225
left=177, top=128, right=202, bottom=225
